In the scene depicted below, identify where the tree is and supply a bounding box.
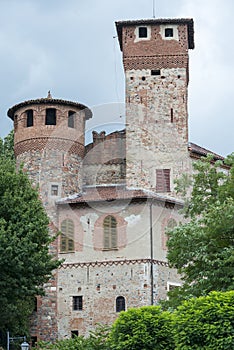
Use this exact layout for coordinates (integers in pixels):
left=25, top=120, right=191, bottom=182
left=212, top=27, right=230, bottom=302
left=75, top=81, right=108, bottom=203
left=0, top=133, right=61, bottom=336
left=173, top=291, right=234, bottom=349
left=166, top=154, right=234, bottom=305
left=0, top=130, right=14, bottom=160
left=108, top=306, right=175, bottom=350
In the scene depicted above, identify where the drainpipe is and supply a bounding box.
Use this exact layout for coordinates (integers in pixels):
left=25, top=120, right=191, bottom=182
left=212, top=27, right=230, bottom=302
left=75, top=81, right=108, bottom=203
left=149, top=200, right=154, bottom=305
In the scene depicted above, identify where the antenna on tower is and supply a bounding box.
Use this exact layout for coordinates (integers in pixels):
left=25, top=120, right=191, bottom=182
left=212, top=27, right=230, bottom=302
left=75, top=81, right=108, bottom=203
left=152, top=0, right=156, bottom=18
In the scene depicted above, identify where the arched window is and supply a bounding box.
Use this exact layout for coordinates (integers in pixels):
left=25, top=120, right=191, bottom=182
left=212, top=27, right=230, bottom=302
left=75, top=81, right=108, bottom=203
left=116, top=296, right=125, bottom=312
left=46, top=108, right=56, bottom=125
left=68, top=110, right=75, bottom=128
left=60, top=219, right=74, bottom=252
left=103, top=215, right=117, bottom=249
left=26, top=109, right=34, bottom=127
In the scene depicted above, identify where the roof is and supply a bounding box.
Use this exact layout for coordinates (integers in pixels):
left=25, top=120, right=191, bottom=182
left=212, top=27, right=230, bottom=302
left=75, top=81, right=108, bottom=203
left=115, top=18, right=195, bottom=50
left=188, top=142, right=225, bottom=161
left=57, top=184, right=184, bottom=206
left=7, top=97, right=92, bottom=120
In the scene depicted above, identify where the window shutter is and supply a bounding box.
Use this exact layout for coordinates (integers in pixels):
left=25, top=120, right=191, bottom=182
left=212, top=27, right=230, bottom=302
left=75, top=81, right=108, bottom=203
left=156, top=169, right=171, bottom=192
left=103, top=216, right=117, bottom=249
left=60, top=219, right=74, bottom=252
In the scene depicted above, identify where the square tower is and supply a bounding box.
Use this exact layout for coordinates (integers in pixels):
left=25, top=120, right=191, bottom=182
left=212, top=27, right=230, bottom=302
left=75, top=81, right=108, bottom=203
left=116, top=19, right=194, bottom=194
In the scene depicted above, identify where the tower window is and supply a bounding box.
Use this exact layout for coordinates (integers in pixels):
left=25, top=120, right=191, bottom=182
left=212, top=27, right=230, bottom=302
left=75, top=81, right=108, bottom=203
left=116, top=296, right=126, bottom=312
left=156, top=169, right=171, bottom=192
left=26, top=109, right=34, bottom=127
left=165, top=28, right=174, bottom=37
left=103, top=215, right=117, bottom=250
left=73, top=296, right=83, bottom=311
left=68, top=110, right=75, bottom=128
left=138, top=27, right=148, bottom=38
left=45, top=108, right=56, bottom=125
left=60, top=219, right=74, bottom=252
left=151, top=70, right=161, bottom=76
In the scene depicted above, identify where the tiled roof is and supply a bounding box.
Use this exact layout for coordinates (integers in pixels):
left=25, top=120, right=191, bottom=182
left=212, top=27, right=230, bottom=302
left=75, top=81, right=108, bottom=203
left=7, top=98, right=92, bottom=120
left=188, top=142, right=224, bottom=161
left=57, top=185, right=183, bottom=206
left=115, top=18, right=194, bottom=50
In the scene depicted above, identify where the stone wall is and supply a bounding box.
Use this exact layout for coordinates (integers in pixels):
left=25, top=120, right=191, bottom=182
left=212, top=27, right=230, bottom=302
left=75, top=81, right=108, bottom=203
left=83, top=130, right=126, bottom=186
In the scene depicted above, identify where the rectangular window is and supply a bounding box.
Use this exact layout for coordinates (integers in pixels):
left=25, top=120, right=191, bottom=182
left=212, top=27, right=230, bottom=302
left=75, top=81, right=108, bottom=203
left=165, top=28, right=174, bottom=37
left=26, top=109, right=34, bottom=127
left=73, top=296, right=83, bottom=311
left=156, top=169, right=171, bottom=192
left=68, top=111, right=75, bottom=128
left=151, top=70, right=161, bottom=76
left=139, top=27, right=148, bottom=38
left=46, top=108, right=56, bottom=125
left=71, top=330, right=79, bottom=338
left=51, top=185, right=58, bottom=196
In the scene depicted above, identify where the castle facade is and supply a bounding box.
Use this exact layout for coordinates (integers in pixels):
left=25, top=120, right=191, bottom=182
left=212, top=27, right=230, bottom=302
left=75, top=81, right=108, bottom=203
left=7, top=17, right=224, bottom=342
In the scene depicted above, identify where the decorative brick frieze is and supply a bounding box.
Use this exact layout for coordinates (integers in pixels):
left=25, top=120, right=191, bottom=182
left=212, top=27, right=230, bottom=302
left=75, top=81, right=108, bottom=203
left=15, top=137, right=84, bottom=157
left=123, top=54, right=188, bottom=71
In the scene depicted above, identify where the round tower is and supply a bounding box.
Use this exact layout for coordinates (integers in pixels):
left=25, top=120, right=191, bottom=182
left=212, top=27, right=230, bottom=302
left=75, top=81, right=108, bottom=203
left=8, top=93, right=92, bottom=204
left=7, top=94, right=92, bottom=342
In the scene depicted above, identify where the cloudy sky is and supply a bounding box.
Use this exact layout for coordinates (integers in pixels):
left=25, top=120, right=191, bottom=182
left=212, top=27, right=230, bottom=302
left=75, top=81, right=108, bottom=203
left=0, top=0, right=233, bottom=156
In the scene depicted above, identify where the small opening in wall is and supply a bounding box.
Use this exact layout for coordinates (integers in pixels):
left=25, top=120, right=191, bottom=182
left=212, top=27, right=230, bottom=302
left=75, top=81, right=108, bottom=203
left=165, top=28, right=174, bottom=37
left=51, top=185, right=58, bottom=196
left=170, top=108, right=174, bottom=123
left=71, top=330, right=79, bottom=338
left=142, top=76, right=146, bottom=81
left=178, top=75, right=181, bottom=79
left=138, top=27, right=148, bottom=38
left=31, top=337, right=37, bottom=348
left=130, top=76, right=134, bottom=80
left=151, top=70, right=161, bottom=76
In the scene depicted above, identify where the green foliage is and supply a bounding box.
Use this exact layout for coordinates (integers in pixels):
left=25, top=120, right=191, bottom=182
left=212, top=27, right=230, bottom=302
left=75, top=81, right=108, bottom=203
left=0, top=155, right=61, bottom=336
left=166, top=154, right=234, bottom=306
left=173, top=291, right=234, bottom=349
left=108, top=306, right=175, bottom=350
left=0, top=130, right=15, bottom=161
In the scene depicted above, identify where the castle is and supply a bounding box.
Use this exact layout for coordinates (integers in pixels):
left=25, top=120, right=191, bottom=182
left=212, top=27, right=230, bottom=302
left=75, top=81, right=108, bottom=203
left=7, top=17, right=224, bottom=343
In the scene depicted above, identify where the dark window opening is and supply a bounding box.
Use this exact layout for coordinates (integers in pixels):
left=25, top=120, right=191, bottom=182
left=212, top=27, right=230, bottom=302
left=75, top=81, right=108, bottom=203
left=139, top=27, right=148, bottom=38
left=26, top=109, right=34, bottom=127
left=165, top=28, right=174, bottom=37
left=46, top=108, right=56, bottom=125
left=142, top=76, right=146, bottom=81
left=31, top=337, right=37, bottom=348
left=68, top=110, right=75, bottom=128
left=103, top=215, right=117, bottom=249
left=170, top=108, right=174, bottom=123
left=71, top=330, right=79, bottom=338
left=116, top=296, right=126, bottom=312
left=73, top=296, right=83, bottom=311
left=151, top=70, right=161, bottom=76
left=156, top=169, right=171, bottom=192
left=61, top=219, right=74, bottom=252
